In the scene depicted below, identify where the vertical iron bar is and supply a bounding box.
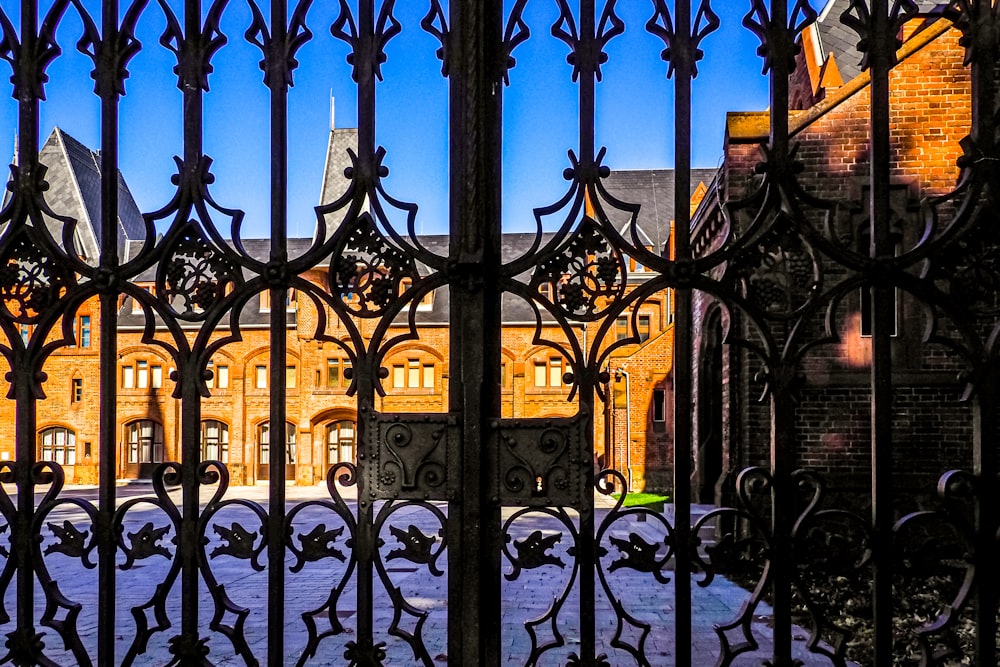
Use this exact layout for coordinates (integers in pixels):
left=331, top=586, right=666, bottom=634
left=670, top=1, right=693, bottom=665
left=97, top=0, right=123, bottom=660
left=14, top=0, right=39, bottom=648
left=446, top=0, right=503, bottom=663
left=765, top=2, right=795, bottom=664
left=266, top=0, right=288, bottom=664
left=867, top=2, right=894, bottom=664
left=355, top=0, right=376, bottom=657
left=266, top=0, right=290, bottom=661
left=180, top=0, right=205, bottom=649
left=969, top=3, right=999, bottom=662
left=577, top=0, right=596, bottom=662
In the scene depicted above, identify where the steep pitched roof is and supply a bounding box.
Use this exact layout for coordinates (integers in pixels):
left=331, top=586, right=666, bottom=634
left=814, top=0, right=944, bottom=82
left=3, top=128, right=145, bottom=260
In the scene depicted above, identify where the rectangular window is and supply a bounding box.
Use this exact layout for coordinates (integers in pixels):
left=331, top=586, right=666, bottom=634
left=500, top=362, right=507, bottom=388
left=122, top=365, right=134, bottom=389
left=407, top=359, right=420, bottom=388
left=151, top=365, right=162, bottom=389
left=392, top=365, right=405, bottom=389
left=342, top=362, right=352, bottom=386
left=616, top=316, right=628, bottom=341
left=286, top=366, right=297, bottom=389
left=327, top=359, right=339, bottom=388
left=259, top=290, right=271, bottom=312
left=638, top=314, right=651, bottom=342
left=422, top=364, right=434, bottom=389
left=72, top=378, right=83, bottom=403
left=549, top=358, right=563, bottom=387
left=534, top=361, right=546, bottom=387
left=79, top=315, right=91, bottom=347
left=217, top=365, right=229, bottom=388
left=653, top=389, right=666, bottom=422
left=255, top=365, right=267, bottom=389
left=206, top=361, right=215, bottom=389
left=667, top=289, right=674, bottom=324
left=137, top=360, right=149, bottom=389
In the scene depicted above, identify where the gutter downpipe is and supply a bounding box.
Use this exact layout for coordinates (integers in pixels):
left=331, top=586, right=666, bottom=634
left=616, top=367, right=632, bottom=491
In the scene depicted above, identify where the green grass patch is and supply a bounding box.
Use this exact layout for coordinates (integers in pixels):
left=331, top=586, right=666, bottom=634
left=611, top=492, right=670, bottom=507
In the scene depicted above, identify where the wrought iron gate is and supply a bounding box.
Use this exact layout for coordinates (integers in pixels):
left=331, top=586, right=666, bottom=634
left=1, top=0, right=1000, bottom=664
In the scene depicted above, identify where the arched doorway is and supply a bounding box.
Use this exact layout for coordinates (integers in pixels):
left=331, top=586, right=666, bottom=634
left=697, top=310, right=724, bottom=504
left=124, top=420, right=163, bottom=479
left=257, top=422, right=296, bottom=481
left=326, top=419, right=356, bottom=468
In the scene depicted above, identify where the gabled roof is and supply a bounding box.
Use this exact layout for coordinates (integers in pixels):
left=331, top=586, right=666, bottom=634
left=601, top=169, right=718, bottom=252
left=3, top=128, right=145, bottom=260
left=814, top=0, right=944, bottom=82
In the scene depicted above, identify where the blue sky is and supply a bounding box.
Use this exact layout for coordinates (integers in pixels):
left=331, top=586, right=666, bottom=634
left=0, top=0, right=775, bottom=238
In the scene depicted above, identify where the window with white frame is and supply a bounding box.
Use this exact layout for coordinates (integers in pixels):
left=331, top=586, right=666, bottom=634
left=40, top=427, right=76, bottom=465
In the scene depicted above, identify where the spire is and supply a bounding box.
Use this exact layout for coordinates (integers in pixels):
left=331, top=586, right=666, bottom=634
left=330, top=92, right=335, bottom=131
left=12, top=132, right=18, bottom=166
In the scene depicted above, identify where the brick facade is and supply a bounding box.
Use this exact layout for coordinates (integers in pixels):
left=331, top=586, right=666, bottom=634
left=691, top=13, right=978, bottom=501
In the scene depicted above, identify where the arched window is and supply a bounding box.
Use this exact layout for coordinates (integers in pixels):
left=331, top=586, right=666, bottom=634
left=258, top=422, right=296, bottom=465
left=201, top=420, right=229, bottom=463
left=40, top=427, right=76, bottom=465
left=126, top=420, right=164, bottom=464
left=327, top=420, right=356, bottom=464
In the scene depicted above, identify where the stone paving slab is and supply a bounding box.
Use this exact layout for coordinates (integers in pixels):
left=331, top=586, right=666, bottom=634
left=0, top=483, right=855, bottom=666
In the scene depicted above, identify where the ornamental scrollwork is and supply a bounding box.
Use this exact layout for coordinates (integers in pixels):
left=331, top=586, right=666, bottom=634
left=328, top=213, right=420, bottom=318
left=531, top=217, right=627, bottom=320
left=157, top=221, right=242, bottom=320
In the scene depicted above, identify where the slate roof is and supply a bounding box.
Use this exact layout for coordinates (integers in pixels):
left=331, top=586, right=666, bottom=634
left=601, top=169, right=718, bottom=252
left=2, top=128, right=146, bottom=261
left=815, top=0, right=945, bottom=82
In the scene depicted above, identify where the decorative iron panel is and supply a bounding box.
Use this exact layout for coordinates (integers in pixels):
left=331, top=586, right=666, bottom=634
left=0, top=0, right=997, bottom=665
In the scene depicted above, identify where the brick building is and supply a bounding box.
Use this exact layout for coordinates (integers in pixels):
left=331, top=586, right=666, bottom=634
left=689, top=0, right=974, bottom=502
left=1, top=128, right=710, bottom=490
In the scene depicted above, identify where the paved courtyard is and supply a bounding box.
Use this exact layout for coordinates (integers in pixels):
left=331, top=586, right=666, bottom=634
left=1, top=483, right=853, bottom=666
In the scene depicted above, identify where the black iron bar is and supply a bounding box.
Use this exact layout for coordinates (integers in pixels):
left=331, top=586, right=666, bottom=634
left=968, top=3, right=1000, bottom=663
left=671, top=0, right=693, bottom=663
left=867, top=2, right=895, bottom=665
left=765, top=2, right=795, bottom=664
left=577, top=0, right=597, bottom=662
left=180, top=0, right=206, bottom=651
left=354, top=0, right=376, bottom=658
left=14, top=0, right=39, bottom=652
left=266, top=0, right=291, bottom=660
left=97, top=0, right=123, bottom=660
left=446, top=0, right=503, bottom=664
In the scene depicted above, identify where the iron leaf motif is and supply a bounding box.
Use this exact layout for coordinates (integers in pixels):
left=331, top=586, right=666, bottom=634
left=156, top=0, right=229, bottom=92
left=0, top=229, right=75, bottom=324
left=245, top=0, right=314, bottom=89
left=743, top=0, right=817, bottom=75
left=386, top=524, right=436, bottom=565
left=73, top=0, right=149, bottom=98
left=43, top=520, right=88, bottom=559
left=533, top=218, right=626, bottom=320
left=648, top=0, right=719, bottom=78
left=840, top=0, right=918, bottom=71
left=210, top=522, right=258, bottom=560
left=291, top=523, right=346, bottom=572
left=343, top=639, right=387, bottom=666
left=329, top=213, right=419, bottom=317
left=159, top=221, right=241, bottom=319
left=608, top=533, right=661, bottom=573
